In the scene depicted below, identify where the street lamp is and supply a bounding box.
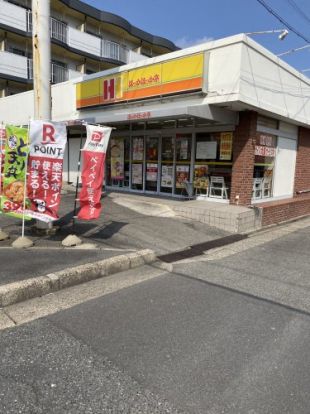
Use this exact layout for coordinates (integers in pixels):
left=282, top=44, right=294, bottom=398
left=277, top=44, right=310, bottom=57
left=246, top=29, right=289, bottom=41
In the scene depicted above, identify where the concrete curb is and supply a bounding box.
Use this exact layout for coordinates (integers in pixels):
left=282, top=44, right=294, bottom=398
left=0, top=249, right=156, bottom=307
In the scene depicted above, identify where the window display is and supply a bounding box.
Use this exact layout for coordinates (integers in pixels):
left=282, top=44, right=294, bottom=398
left=176, top=165, right=190, bottom=188
left=253, top=132, right=277, bottom=200
left=106, top=137, right=130, bottom=187
left=195, top=132, right=233, bottom=199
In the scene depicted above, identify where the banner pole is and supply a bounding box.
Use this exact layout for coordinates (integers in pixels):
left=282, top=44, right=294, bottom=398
left=0, top=123, right=9, bottom=241
left=21, top=123, right=30, bottom=239
left=0, top=123, right=3, bottom=202
left=72, top=130, right=84, bottom=232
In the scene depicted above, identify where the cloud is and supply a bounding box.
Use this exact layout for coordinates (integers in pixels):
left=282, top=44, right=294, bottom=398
left=174, top=36, right=214, bottom=49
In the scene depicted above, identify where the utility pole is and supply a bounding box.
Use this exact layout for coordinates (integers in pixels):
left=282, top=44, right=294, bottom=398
left=32, top=0, right=53, bottom=232
left=32, top=0, right=51, bottom=120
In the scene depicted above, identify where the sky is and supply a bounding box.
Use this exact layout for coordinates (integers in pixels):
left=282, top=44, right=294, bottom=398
left=83, top=0, right=310, bottom=74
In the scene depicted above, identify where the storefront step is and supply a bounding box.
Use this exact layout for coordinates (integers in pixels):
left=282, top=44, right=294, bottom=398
left=109, top=192, right=262, bottom=233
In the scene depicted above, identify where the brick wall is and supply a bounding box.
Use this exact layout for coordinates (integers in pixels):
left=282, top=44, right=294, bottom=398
left=230, top=111, right=257, bottom=205
left=260, top=197, right=310, bottom=226
left=294, top=126, right=310, bottom=197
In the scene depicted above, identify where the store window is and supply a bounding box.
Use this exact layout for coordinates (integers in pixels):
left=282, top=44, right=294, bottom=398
left=106, top=136, right=130, bottom=188
left=131, top=136, right=144, bottom=190
left=194, top=132, right=233, bottom=199
left=160, top=136, right=174, bottom=194
left=145, top=136, right=159, bottom=192
left=175, top=134, right=192, bottom=195
left=252, top=132, right=277, bottom=200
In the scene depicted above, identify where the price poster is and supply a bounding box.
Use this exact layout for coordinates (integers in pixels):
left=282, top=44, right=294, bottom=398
left=220, top=132, right=233, bottom=160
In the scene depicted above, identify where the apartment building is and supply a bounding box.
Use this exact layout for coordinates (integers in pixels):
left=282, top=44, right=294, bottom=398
left=0, top=0, right=178, bottom=97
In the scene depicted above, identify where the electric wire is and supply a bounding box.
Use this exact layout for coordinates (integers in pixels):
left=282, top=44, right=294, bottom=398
left=256, top=0, right=310, bottom=44
left=285, top=0, right=310, bottom=25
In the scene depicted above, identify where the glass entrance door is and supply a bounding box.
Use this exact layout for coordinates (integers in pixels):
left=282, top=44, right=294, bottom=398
left=175, top=134, right=192, bottom=196
left=160, top=136, right=174, bottom=194
left=145, top=136, right=159, bottom=192
left=131, top=136, right=144, bottom=190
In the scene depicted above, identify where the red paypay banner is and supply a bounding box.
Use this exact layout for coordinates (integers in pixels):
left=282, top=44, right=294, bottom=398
left=26, top=120, right=67, bottom=222
left=78, top=125, right=112, bottom=220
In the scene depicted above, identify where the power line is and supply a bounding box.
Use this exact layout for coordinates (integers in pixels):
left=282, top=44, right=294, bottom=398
left=285, top=0, right=310, bottom=25
left=256, top=0, right=310, bottom=44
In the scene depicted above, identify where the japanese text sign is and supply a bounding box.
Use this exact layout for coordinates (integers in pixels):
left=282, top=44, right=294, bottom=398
left=78, top=125, right=112, bottom=220
left=26, top=121, right=67, bottom=222
left=1, top=125, right=29, bottom=218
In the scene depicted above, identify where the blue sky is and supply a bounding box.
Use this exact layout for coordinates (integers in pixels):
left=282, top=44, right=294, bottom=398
left=84, top=0, right=310, bottom=73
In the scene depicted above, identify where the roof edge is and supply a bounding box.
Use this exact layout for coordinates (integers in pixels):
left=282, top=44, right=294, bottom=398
left=59, top=0, right=178, bottom=51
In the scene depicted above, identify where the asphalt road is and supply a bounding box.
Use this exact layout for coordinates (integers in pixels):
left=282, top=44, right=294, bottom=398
left=1, top=224, right=310, bottom=413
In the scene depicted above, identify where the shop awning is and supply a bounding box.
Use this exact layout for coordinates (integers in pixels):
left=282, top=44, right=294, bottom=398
left=80, top=101, right=238, bottom=126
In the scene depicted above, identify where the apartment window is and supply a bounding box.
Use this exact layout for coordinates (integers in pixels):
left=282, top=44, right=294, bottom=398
left=103, top=40, right=120, bottom=60
left=50, top=17, right=67, bottom=43
left=51, top=60, right=68, bottom=84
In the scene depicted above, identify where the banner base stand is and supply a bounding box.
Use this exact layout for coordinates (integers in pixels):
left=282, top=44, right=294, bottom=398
left=32, top=224, right=59, bottom=236
left=62, top=234, right=83, bottom=247
left=0, top=229, right=9, bottom=241
left=12, top=236, right=34, bottom=249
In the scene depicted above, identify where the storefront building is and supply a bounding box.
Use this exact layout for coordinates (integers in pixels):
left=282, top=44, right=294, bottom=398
left=1, top=34, right=310, bottom=227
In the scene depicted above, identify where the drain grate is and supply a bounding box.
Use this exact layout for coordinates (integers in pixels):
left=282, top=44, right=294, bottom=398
left=157, top=234, right=247, bottom=263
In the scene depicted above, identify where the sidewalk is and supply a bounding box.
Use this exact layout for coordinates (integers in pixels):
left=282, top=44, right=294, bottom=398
left=0, top=190, right=231, bottom=304
left=0, top=191, right=230, bottom=254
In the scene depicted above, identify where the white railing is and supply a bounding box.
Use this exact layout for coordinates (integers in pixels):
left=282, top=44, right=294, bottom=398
left=0, top=51, right=28, bottom=79
left=68, top=26, right=101, bottom=57
left=68, top=68, right=82, bottom=80
left=127, top=50, right=148, bottom=64
left=0, top=0, right=27, bottom=32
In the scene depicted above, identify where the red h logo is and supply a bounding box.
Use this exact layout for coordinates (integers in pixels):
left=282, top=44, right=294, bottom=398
left=103, top=78, right=115, bottom=101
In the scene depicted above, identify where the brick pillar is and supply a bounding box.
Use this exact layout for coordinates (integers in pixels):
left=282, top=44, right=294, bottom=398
left=230, top=111, right=257, bottom=205
left=294, top=126, right=310, bottom=198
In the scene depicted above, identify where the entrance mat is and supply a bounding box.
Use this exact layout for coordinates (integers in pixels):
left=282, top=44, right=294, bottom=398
left=157, top=234, right=247, bottom=263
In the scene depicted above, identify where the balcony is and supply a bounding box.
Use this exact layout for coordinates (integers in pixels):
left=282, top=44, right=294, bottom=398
left=67, top=27, right=101, bottom=57
left=1, top=1, right=147, bottom=66
left=0, top=0, right=27, bottom=32
left=0, top=50, right=28, bottom=79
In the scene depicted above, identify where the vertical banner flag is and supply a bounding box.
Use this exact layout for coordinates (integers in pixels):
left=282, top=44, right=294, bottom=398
left=2, top=125, right=29, bottom=218
left=78, top=125, right=112, bottom=220
left=26, top=121, right=67, bottom=222
left=0, top=125, right=6, bottom=194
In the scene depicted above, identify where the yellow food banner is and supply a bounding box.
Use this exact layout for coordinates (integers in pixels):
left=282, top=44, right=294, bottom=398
left=76, top=53, right=205, bottom=109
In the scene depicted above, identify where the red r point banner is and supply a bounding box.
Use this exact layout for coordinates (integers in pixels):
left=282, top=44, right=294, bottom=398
left=26, top=120, right=67, bottom=222
left=78, top=125, right=112, bottom=220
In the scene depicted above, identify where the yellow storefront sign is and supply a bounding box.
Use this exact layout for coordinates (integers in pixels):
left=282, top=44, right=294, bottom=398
left=76, top=52, right=206, bottom=109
